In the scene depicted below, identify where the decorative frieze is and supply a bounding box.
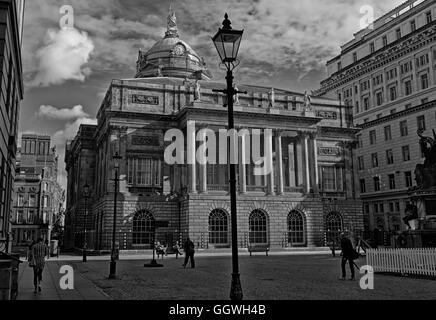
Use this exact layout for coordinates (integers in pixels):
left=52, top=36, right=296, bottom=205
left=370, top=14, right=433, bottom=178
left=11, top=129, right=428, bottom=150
left=131, top=135, right=160, bottom=146
left=318, top=147, right=341, bottom=156
left=316, top=110, right=338, bottom=120
left=130, top=94, right=159, bottom=105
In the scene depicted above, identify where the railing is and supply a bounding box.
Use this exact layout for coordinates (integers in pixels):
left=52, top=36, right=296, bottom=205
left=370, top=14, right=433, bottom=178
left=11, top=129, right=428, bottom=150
left=284, top=187, right=304, bottom=193
left=367, top=248, right=436, bottom=277
left=207, top=185, right=229, bottom=192
left=246, top=186, right=267, bottom=192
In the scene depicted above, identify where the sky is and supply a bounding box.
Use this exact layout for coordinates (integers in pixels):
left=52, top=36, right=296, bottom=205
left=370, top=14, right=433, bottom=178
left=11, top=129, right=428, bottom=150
left=19, top=0, right=405, bottom=191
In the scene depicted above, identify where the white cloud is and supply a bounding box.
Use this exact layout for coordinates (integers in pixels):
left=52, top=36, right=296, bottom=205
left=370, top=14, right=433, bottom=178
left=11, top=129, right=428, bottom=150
left=30, top=28, right=95, bottom=87
left=37, top=104, right=89, bottom=121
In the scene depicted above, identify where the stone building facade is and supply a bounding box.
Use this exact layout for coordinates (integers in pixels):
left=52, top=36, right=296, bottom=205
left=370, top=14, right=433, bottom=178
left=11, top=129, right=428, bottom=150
left=316, top=0, right=436, bottom=233
left=0, top=0, right=24, bottom=252
left=10, top=134, right=64, bottom=252
left=64, top=11, right=363, bottom=251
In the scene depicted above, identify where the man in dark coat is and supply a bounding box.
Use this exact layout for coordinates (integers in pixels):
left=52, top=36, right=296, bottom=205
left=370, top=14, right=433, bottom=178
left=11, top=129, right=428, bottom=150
left=339, top=232, right=358, bottom=280
left=182, top=237, right=195, bottom=268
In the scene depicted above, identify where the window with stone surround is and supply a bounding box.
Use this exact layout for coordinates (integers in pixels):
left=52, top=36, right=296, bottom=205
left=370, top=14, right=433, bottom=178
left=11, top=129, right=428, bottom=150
left=288, top=210, right=305, bottom=245
left=127, top=157, right=162, bottom=187
left=208, top=209, right=229, bottom=245
left=417, top=115, right=426, bottom=131
left=384, top=125, right=392, bottom=141
left=405, top=171, right=413, bottom=188
left=426, top=11, right=432, bottom=24
left=249, top=209, right=268, bottom=244
left=360, top=179, right=366, bottom=193
left=325, top=212, right=342, bottom=244
left=421, top=73, right=429, bottom=90
left=402, top=145, right=410, bottom=161
left=320, top=166, right=344, bottom=192
left=373, top=176, right=381, bottom=191
left=132, top=210, right=155, bottom=245
left=388, top=174, right=396, bottom=190
left=400, top=120, right=408, bottom=136
left=386, top=149, right=394, bottom=165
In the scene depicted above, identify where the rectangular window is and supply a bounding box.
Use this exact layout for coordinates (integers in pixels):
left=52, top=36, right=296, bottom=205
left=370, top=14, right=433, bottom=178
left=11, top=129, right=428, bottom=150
left=376, top=91, right=383, bottom=106
left=402, top=146, right=410, bottom=161
left=353, top=52, right=357, bottom=63
left=337, top=61, right=342, bottom=71
left=370, top=42, right=375, bottom=53
left=363, top=97, right=370, bottom=110
left=405, top=171, right=413, bottom=187
left=405, top=80, right=412, bottom=95
left=371, top=153, right=378, bottom=168
left=360, top=179, right=366, bottom=193
left=382, top=35, right=388, bottom=47
left=357, top=134, right=363, bottom=148
left=29, top=195, right=36, bottom=207
left=374, top=176, right=381, bottom=191
left=426, top=11, right=432, bottom=24
left=410, top=20, right=416, bottom=32
left=421, top=73, right=429, bottom=89
left=417, top=115, right=426, bottom=131
left=395, top=202, right=400, bottom=212
left=17, top=194, right=24, bottom=207
left=389, top=86, right=397, bottom=101
left=369, top=130, right=376, bottom=145
left=396, top=28, right=401, bottom=40
left=355, top=101, right=359, bottom=114
left=127, top=157, right=162, bottom=187
left=380, top=203, right=384, bottom=213
left=389, top=174, right=396, bottom=190
left=389, top=202, right=395, bottom=212
left=321, top=166, right=336, bottom=191
left=386, top=149, right=394, bottom=165
left=358, top=156, right=364, bottom=171
left=400, top=120, right=408, bottom=136
left=374, top=203, right=379, bottom=214
left=384, top=125, right=392, bottom=141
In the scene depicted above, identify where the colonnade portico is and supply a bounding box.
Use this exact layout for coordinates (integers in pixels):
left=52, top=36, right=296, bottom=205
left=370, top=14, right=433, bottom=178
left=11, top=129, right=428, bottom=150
left=180, top=127, right=320, bottom=196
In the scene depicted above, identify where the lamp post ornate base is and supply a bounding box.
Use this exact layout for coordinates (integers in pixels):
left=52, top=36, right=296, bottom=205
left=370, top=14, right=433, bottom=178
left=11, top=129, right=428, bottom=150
left=109, top=260, right=117, bottom=279
left=230, top=273, right=243, bottom=301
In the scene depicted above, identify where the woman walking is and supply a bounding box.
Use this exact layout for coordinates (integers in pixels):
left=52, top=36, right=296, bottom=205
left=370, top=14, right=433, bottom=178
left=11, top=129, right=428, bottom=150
left=31, top=238, right=49, bottom=293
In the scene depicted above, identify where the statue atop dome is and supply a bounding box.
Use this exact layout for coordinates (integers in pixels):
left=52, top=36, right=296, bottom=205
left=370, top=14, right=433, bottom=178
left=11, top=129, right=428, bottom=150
left=165, top=6, right=178, bottom=38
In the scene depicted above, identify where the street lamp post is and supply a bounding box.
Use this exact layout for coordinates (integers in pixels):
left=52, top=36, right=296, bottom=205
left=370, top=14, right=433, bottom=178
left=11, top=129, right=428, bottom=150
left=109, top=152, right=122, bottom=279
left=212, top=13, right=245, bottom=301
left=82, top=182, right=90, bottom=262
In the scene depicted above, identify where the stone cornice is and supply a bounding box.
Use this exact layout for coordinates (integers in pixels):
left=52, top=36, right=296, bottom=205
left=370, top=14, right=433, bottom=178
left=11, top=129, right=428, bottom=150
left=358, top=98, right=436, bottom=129
left=316, top=21, right=436, bottom=96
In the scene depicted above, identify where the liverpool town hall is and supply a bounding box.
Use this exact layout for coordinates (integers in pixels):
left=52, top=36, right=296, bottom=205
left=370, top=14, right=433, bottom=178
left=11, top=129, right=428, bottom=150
left=64, top=12, right=363, bottom=252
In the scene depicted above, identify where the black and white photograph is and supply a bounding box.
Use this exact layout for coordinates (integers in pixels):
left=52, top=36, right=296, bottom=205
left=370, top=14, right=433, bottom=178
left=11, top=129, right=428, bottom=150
left=0, top=0, right=436, bottom=313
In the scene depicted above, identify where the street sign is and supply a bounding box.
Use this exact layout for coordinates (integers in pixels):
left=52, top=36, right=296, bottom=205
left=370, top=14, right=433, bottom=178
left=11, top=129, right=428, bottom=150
left=155, top=221, right=169, bottom=228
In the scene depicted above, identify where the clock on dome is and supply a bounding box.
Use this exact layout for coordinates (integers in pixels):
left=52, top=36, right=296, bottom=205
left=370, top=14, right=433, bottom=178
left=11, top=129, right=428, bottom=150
left=173, top=44, right=185, bottom=56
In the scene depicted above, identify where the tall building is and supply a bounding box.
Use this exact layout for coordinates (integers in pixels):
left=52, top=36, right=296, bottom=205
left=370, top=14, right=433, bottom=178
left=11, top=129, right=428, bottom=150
left=10, top=135, right=64, bottom=253
left=317, top=0, right=436, bottom=234
left=64, top=11, right=363, bottom=251
left=0, top=0, right=24, bottom=253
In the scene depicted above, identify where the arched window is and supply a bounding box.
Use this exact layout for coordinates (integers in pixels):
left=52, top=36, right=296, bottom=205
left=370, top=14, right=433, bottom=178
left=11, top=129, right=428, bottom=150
left=288, top=210, right=305, bottom=245
left=249, top=210, right=268, bottom=244
left=208, top=209, right=229, bottom=245
left=132, top=210, right=155, bottom=245
left=325, top=212, right=343, bottom=244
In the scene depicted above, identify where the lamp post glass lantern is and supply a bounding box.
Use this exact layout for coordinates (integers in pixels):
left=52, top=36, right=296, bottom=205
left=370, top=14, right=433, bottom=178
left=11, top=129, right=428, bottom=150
left=82, top=182, right=90, bottom=262
left=211, top=13, right=244, bottom=301
left=109, top=152, right=122, bottom=279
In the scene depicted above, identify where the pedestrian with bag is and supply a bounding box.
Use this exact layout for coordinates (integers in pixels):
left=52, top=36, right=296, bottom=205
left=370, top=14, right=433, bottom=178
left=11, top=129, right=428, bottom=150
left=182, top=237, right=195, bottom=268
left=339, top=232, right=359, bottom=281
left=31, top=237, right=49, bottom=293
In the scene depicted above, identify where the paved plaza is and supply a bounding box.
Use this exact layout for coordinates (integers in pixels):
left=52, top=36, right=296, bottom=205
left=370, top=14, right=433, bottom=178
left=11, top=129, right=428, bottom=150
left=17, top=253, right=436, bottom=300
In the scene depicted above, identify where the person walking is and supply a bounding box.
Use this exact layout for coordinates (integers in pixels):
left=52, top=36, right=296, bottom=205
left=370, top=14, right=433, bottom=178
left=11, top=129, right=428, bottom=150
left=31, top=237, right=49, bottom=293
left=182, top=237, right=195, bottom=268
left=339, top=232, right=358, bottom=281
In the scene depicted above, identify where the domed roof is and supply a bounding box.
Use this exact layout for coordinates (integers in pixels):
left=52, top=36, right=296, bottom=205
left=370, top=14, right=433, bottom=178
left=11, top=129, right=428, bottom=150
left=135, top=10, right=212, bottom=80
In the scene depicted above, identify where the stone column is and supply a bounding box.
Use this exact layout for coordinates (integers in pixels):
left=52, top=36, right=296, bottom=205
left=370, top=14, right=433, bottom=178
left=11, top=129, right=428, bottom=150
left=187, top=122, right=197, bottom=193
left=198, top=129, right=207, bottom=194
left=310, top=134, right=319, bottom=193
left=288, top=140, right=296, bottom=188
left=296, top=138, right=303, bottom=188
left=266, top=130, right=275, bottom=195
left=301, top=133, right=311, bottom=194
left=239, top=133, right=247, bottom=194
left=275, top=132, right=284, bottom=195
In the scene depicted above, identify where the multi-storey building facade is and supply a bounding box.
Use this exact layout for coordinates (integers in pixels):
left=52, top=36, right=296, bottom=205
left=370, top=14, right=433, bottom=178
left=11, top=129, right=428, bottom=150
left=10, top=135, right=64, bottom=253
left=0, top=0, right=24, bottom=253
left=317, top=0, right=436, bottom=233
left=64, top=12, right=363, bottom=251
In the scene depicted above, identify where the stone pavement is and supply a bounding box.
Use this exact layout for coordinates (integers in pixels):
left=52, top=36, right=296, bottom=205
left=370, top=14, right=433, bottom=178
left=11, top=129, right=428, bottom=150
left=17, top=259, right=110, bottom=300
left=27, top=254, right=436, bottom=300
